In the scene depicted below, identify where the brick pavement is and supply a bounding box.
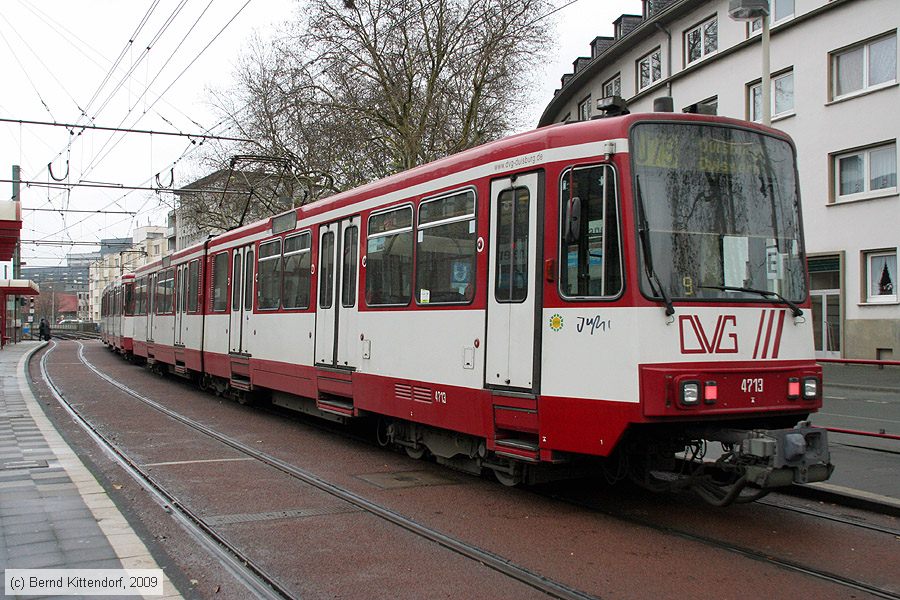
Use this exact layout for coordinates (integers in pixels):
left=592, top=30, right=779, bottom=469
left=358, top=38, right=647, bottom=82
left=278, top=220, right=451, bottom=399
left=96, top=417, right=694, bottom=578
left=0, top=341, right=181, bottom=599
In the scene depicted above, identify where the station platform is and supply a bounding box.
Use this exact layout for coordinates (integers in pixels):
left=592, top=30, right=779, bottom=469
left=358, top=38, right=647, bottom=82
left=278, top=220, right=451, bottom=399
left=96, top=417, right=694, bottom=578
left=0, top=341, right=181, bottom=598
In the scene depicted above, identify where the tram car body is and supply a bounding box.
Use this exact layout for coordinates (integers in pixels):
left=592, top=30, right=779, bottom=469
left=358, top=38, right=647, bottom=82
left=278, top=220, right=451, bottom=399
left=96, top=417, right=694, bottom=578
left=101, top=273, right=135, bottom=356
left=102, top=112, right=833, bottom=503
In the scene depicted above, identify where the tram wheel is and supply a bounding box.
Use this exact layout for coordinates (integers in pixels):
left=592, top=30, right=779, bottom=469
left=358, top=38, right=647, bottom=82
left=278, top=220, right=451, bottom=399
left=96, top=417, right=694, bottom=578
left=493, top=467, right=522, bottom=487
left=405, top=445, right=426, bottom=460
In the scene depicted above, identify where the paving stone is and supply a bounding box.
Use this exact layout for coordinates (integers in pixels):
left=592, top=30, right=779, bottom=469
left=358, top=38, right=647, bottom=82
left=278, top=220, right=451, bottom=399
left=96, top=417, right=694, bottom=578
left=3, top=530, right=56, bottom=547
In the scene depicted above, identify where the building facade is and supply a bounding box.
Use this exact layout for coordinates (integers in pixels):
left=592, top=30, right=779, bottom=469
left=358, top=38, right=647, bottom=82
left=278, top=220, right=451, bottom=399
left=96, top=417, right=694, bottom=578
left=541, top=0, right=899, bottom=359
left=88, top=226, right=167, bottom=322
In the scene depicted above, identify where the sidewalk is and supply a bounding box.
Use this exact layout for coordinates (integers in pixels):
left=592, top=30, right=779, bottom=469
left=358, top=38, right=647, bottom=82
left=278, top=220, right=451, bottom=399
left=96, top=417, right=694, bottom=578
left=0, top=341, right=181, bottom=598
left=821, top=361, right=900, bottom=392
left=804, top=360, right=900, bottom=512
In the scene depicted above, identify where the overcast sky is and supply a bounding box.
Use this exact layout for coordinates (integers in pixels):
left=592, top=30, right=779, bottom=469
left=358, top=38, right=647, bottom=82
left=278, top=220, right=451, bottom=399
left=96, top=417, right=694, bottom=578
left=0, top=0, right=638, bottom=269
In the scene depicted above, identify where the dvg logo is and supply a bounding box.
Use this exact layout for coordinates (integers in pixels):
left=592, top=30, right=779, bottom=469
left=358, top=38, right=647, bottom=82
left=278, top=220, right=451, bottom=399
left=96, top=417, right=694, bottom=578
left=679, top=314, right=738, bottom=354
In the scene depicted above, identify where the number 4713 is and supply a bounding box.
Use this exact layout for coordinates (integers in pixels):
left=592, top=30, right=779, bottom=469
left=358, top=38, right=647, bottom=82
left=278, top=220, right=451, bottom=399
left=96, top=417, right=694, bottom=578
left=741, top=378, right=763, bottom=393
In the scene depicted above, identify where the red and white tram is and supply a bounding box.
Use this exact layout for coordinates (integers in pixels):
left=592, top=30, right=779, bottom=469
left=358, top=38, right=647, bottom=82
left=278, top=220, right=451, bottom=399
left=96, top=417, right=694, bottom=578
left=101, top=111, right=833, bottom=504
left=100, top=273, right=135, bottom=356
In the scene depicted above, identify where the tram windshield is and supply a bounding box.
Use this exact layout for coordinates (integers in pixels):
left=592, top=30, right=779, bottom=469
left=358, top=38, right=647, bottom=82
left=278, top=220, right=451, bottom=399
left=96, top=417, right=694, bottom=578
left=631, top=122, right=807, bottom=305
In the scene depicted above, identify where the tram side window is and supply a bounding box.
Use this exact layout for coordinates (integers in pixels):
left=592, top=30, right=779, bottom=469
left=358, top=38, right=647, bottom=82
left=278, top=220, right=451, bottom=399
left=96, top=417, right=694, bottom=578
left=188, top=260, right=199, bottom=313
left=559, top=165, right=623, bottom=298
left=319, top=231, right=335, bottom=309
left=283, top=232, right=311, bottom=309
left=125, top=283, right=135, bottom=316
left=341, top=226, right=358, bottom=308
left=257, top=239, right=282, bottom=310
left=212, top=252, right=229, bottom=312
left=244, top=250, right=254, bottom=310
left=159, top=268, right=175, bottom=314
left=495, top=187, right=530, bottom=303
left=416, top=190, right=476, bottom=304
left=366, top=206, right=413, bottom=306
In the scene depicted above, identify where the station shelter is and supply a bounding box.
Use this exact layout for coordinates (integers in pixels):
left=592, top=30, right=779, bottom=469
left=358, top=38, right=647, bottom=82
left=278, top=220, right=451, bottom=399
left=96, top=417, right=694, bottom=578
left=1, top=197, right=39, bottom=348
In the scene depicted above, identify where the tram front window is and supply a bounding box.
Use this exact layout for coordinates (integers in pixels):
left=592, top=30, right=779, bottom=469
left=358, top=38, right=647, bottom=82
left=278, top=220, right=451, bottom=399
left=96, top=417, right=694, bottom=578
left=631, top=122, right=807, bottom=304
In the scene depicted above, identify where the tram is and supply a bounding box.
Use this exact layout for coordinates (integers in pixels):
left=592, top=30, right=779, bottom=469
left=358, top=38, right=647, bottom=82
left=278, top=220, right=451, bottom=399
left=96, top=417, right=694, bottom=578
left=101, top=108, right=833, bottom=505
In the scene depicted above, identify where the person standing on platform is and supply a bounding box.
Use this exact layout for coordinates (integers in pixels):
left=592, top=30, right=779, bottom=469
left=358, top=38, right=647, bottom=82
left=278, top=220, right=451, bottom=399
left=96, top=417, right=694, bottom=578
left=38, top=318, right=51, bottom=341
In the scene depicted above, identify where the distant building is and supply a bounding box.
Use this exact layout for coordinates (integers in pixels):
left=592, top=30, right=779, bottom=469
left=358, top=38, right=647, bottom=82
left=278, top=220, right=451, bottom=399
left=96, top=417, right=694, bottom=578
left=541, top=0, right=899, bottom=360
left=88, top=227, right=168, bottom=322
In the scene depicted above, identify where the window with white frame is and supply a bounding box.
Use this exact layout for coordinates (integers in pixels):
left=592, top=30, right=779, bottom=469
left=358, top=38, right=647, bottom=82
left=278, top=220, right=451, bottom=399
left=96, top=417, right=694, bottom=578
left=578, top=96, right=592, bottom=121
left=603, top=74, right=621, bottom=98
left=865, top=250, right=897, bottom=303
left=637, top=48, right=662, bottom=91
left=831, top=33, right=897, bottom=100
left=749, top=0, right=795, bottom=33
left=750, top=70, right=794, bottom=121
left=685, top=16, right=717, bottom=65
left=833, top=142, right=897, bottom=201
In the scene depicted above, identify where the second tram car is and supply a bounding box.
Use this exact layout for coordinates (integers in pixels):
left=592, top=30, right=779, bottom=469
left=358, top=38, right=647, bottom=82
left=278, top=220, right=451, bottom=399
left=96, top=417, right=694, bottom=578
left=101, top=110, right=833, bottom=505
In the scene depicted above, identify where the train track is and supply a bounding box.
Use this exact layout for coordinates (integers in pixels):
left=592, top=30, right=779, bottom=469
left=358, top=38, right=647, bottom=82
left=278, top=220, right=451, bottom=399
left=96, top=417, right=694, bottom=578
left=38, top=341, right=599, bottom=600
left=534, top=487, right=900, bottom=600
left=37, top=341, right=290, bottom=600
left=755, top=498, right=900, bottom=537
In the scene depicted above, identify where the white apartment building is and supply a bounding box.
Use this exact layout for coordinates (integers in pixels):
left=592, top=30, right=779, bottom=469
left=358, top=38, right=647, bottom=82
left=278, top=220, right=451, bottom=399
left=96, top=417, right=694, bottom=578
left=541, top=0, right=898, bottom=359
left=88, top=226, right=168, bottom=322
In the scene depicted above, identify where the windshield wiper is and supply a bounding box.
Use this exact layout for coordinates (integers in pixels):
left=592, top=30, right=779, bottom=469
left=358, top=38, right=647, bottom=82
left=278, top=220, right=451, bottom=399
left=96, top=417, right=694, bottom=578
left=635, top=175, right=675, bottom=316
left=699, top=285, right=803, bottom=318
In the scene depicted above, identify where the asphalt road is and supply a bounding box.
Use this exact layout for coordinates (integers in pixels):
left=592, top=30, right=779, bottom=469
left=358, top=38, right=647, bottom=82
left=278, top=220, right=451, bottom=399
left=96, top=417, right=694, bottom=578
left=807, top=363, right=900, bottom=500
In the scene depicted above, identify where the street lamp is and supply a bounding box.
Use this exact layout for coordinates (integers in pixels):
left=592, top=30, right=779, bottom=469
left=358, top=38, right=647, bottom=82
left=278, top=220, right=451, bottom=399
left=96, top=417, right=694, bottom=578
left=729, top=0, right=771, bottom=126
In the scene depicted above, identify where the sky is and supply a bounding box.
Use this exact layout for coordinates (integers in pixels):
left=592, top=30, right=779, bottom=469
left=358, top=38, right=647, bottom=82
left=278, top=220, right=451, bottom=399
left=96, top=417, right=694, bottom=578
left=0, top=0, right=638, bottom=269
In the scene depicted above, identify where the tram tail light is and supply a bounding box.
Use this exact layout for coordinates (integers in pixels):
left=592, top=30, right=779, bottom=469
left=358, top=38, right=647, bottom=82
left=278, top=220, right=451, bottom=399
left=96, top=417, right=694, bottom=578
left=703, top=381, right=718, bottom=404
left=802, top=376, right=819, bottom=400
left=787, top=377, right=800, bottom=400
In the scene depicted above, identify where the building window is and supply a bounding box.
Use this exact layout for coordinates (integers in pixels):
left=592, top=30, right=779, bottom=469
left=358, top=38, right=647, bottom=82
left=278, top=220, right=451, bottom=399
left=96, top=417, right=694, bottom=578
left=637, top=48, right=662, bottom=91
left=831, top=33, right=897, bottom=100
left=684, top=96, right=718, bottom=115
left=578, top=96, right=592, bottom=121
left=603, top=74, right=621, bottom=98
left=749, top=0, right=795, bottom=33
left=416, top=189, right=476, bottom=305
left=833, top=142, right=897, bottom=202
left=749, top=70, right=794, bottom=121
left=685, top=16, right=717, bottom=65
left=865, top=250, right=897, bottom=303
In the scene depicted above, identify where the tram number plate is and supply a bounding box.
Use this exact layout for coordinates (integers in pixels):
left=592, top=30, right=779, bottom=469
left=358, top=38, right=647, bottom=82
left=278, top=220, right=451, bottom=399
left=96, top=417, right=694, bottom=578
left=741, top=378, right=764, bottom=393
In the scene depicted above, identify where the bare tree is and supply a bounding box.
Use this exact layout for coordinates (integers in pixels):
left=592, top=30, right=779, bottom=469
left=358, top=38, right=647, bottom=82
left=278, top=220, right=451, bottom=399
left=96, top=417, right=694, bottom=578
left=211, top=0, right=552, bottom=195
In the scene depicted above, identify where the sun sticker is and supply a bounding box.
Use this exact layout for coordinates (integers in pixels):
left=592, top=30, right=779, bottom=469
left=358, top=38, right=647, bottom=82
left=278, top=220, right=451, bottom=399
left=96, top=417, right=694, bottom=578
left=549, top=314, right=564, bottom=332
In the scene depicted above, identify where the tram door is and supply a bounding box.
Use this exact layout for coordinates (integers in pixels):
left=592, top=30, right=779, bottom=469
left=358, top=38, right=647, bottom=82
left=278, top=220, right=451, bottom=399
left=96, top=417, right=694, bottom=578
left=147, top=273, right=156, bottom=343
left=174, top=265, right=186, bottom=346
left=315, top=217, right=360, bottom=367
left=486, top=172, right=541, bottom=391
left=229, top=244, right=254, bottom=354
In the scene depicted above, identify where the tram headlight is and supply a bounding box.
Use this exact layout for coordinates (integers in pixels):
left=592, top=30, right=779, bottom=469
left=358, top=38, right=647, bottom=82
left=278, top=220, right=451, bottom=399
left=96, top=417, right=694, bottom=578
left=680, top=381, right=701, bottom=406
left=802, top=377, right=819, bottom=400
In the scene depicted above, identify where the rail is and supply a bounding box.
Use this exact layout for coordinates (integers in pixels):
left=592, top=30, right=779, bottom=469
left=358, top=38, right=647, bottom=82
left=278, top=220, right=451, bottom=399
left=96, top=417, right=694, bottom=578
left=818, top=358, right=900, bottom=367
left=825, top=427, right=900, bottom=441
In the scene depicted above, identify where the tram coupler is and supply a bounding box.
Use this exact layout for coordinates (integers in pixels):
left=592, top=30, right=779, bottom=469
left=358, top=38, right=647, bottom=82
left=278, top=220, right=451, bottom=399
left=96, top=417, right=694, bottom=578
left=708, top=421, right=834, bottom=488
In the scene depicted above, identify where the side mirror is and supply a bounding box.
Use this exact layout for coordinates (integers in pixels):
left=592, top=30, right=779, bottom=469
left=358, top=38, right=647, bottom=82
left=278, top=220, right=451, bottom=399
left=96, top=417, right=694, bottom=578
left=566, top=196, right=582, bottom=243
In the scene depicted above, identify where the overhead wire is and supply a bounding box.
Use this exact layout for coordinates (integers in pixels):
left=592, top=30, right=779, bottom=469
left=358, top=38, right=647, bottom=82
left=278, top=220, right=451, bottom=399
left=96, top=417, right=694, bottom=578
left=0, top=27, right=57, bottom=120
left=76, top=0, right=253, bottom=185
